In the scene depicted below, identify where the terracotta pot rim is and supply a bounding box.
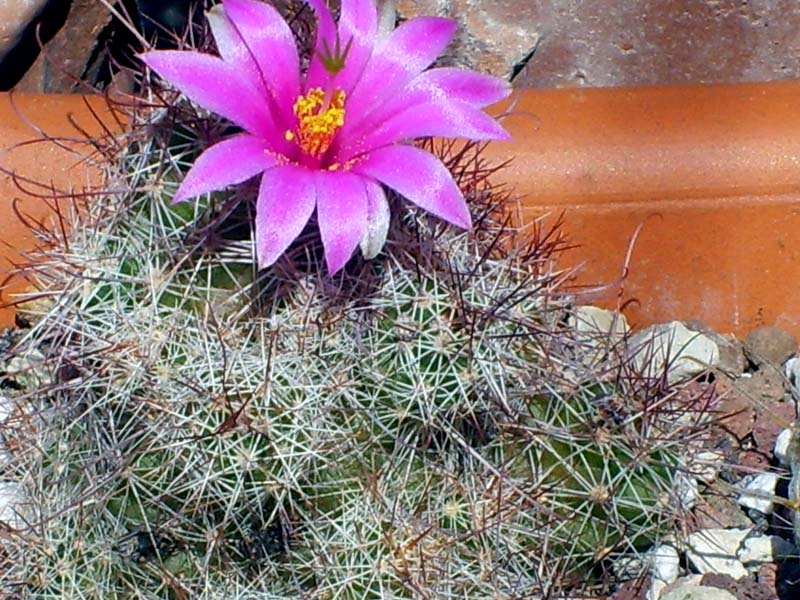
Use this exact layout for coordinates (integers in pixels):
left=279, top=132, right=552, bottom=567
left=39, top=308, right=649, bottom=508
left=2, top=84, right=800, bottom=337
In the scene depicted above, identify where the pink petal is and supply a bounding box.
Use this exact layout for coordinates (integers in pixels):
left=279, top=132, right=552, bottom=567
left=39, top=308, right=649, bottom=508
left=340, top=100, right=510, bottom=160
left=346, top=17, right=457, bottom=118
left=139, top=50, right=274, bottom=139
left=221, top=0, right=300, bottom=122
left=343, top=67, right=511, bottom=139
left=256, top=165, right=316, bottom=268
left=305, top=0, right=376, bottom=95
left=378, top=100, right=510, bottom=145
left=359, top=182, right=390, bottom=260
left=205, top=7, right=294, bottom=148
left=206, top=5, right=259, bottom=83
left=405, top=68, right=512, bottom=108
left=173, top=134, right=279, bottom=203
left=315, top=171, right=369, bottom=274
left=353, top=145, right=471, bottom=229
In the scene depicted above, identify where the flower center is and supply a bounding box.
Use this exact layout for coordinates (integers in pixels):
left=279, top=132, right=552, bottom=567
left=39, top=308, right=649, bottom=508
left=285, top=87, right=346, bottom=159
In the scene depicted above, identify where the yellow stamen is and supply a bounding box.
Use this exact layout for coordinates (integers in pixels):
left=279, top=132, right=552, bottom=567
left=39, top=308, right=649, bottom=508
left=286, top=87, right=346, bottom=158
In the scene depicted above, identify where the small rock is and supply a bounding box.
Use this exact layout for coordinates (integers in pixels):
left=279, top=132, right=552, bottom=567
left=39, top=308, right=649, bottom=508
left=649, top=579, right=667, bottom=600
left=737, top=534, right=795, bottom=565
left=0, top=481, right=25, bottom=529
left=14, top=0, right=115, bottom=93
left=734, top=367, right=788, bottom=404
left=757, top=563, right=779, bottom=598
left=786, top=356, right=800, bottom=391
left=685, top=450, right=726, bottom=485
left=741, top=393, right=797, bottom=475
left=13, top=295, right=54, bottom=329
left=614, top=576, right=651, bottom=600
left=0, top=395, right=14, bottom=422
left=743, top=326, right=797, bottom=369
left=5, top=349, right=50, bottom=389
left=651, top=545, right=681, bottom=582
left=775, top=428, right=793, bottom=467
left=737, top=472, right=780, bottom=515
left=685, top=528, right=750, bottom=579
left=714, top=379, right=756, bottom=441
left=715, top=338, right=748, bottom=378
left=630, top=321, right=720, bottom=385
left=394, top=0, right=540, bottom=78
left=660, top=584, right=737, bottom=600
left=569, top=305, right=629, bottom=364
left=673, top=473, right=699, bottom=511
left=648, top=544, right=680, bottom=600
left=614, top=553, right=647, bottom=580
left=659, top=574, right=703, bottom=599
left=684, top=321, right=747, bottom=377
left=699, top=572, right=775, bottom=600
left=693, top=494, right=755, bottom=531
left=570, top=305, right=630, bottom=339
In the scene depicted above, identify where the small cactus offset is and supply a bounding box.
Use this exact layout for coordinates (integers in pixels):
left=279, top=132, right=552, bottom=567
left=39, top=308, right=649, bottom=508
left=0, top=2, right=716, bottom=598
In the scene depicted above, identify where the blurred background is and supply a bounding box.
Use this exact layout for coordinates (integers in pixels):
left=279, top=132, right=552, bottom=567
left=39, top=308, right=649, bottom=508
left=1, top=0, right=799, bottom=92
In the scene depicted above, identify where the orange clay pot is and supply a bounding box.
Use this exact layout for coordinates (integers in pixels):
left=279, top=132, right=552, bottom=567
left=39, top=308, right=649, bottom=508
left=2, top=84, right=800, bottom=337
left=0, top=93, right=117, bottom=328
left=487, top=80, right=800, bottom=337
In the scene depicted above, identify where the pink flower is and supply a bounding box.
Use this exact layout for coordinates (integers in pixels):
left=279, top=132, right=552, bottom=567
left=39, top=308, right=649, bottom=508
left=140, top=0, right=511, bottom=273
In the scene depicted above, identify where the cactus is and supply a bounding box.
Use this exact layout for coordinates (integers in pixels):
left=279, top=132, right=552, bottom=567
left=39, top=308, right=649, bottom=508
left=0, top=11, right=716, bottom=600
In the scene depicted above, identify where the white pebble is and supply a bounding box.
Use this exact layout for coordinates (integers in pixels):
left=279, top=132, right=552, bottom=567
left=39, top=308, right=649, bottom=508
left=737, top=472, right=780, bottom=515
left=629, top=322, right=720, bottom=385
left=685, top=528, right=750, bottom=579
left=686, top=450, right=725, bottom=485
left=775, top=428, right=793, bottom=467
left=785, top=356, right=800, bottom=389
left=662, top=584, right=737, bottom=600
left=0, top=481, right=24, bottom=529
left=738, top=534, right=796, bottom=565
left=647, top=544, right=681, bottom=600
left=648, top=579, right=667, bottom=600
left=0, top=395, right=13, bottom=422
left=651, top=543, right=681, bottom=583
left=674, top=473, right=699, bottom=510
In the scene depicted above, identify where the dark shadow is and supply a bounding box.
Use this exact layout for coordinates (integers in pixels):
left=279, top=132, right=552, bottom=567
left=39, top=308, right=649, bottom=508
left=81, top=0, right=142, bottom=89
left=136, top=0, right=204, bottom=44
